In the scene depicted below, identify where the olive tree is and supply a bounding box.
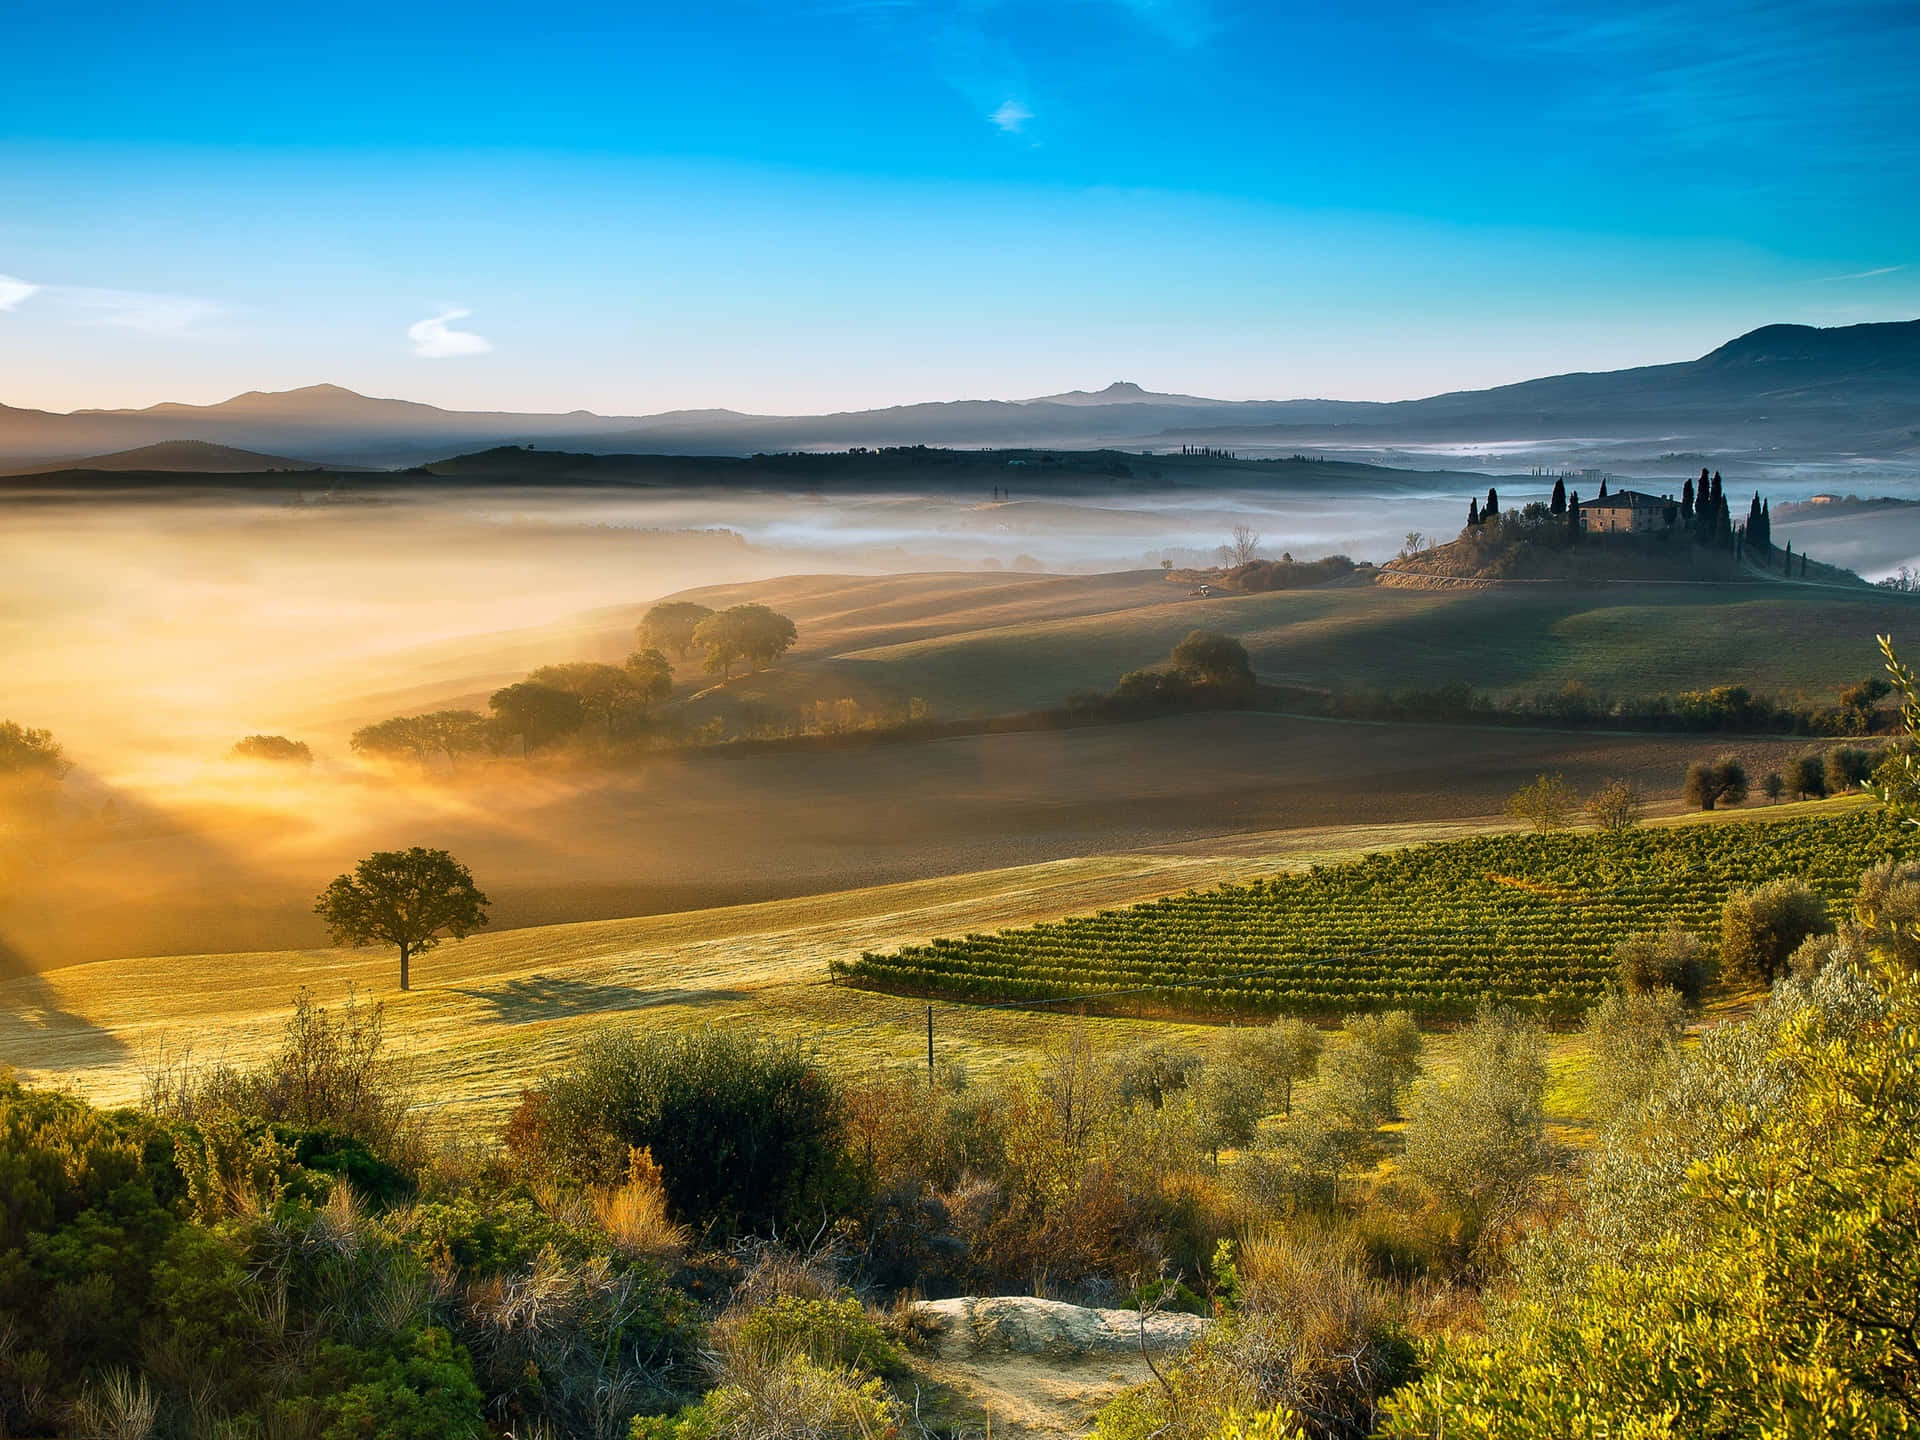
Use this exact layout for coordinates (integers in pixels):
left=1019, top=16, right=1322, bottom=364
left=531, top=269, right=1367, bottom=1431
left=314, top=847, right=490, bottom=991
left=1218, top=1017, right=1324, bottom=1115
left=1684, top=755, right=1748, bottom=811
left=1402, top=1004, right=1550, bottom=1226
left=1581, top=987, right=1688, bottom=1123
left=1614, top=924, right=1711, bottom=1007
left=1721, top=878, right=1830, bottom=985
left=1320, top=1010, right=1423, bottom=1125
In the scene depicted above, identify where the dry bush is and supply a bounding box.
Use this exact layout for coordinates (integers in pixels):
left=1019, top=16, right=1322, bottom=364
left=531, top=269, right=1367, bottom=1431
left=591, top=1148, right=691, bottom=1264
left=1096, top=1225, right=1411, bottom=1440
left=68, top=1369, right=158, bottom=1440
left=638, top=1348, right=902, bottom=1440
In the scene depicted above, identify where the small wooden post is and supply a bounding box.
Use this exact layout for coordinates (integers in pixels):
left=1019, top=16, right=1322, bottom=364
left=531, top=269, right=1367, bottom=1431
left=926, top=1004, right=935, bottom=1085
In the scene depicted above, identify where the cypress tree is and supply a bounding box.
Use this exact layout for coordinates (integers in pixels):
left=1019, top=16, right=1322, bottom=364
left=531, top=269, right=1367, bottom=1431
left=1550, top=477, right=1566, bottom=515
left=1599, top=477, right=1609, bottom=498
left=1485, top=486, right=1499, bottom=520
left=1681, top=476, right=1695, bottom=521
left=1567, top=489, right=1581, bottom=542
left=1468, top=497, right=1480, bottom=526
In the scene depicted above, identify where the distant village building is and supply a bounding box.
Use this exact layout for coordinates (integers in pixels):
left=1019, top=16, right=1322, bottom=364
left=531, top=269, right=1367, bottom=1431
left=1578, top=489, right=1671, bottom=534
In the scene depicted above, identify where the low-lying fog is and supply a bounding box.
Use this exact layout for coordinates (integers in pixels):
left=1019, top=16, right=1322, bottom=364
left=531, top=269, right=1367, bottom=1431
left=2, top=470, right=1911, bottom=973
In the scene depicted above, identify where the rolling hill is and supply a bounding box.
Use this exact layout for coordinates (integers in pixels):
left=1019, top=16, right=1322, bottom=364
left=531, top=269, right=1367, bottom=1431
left=0, top=439, right=334, bottom=475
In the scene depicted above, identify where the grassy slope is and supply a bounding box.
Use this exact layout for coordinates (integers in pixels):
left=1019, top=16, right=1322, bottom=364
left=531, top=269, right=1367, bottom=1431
left=302, top=568, right=1920, bottom=736
left=3, top=802, right=1847, bottom=1136
left=816, top=581, right=1920, bottom=715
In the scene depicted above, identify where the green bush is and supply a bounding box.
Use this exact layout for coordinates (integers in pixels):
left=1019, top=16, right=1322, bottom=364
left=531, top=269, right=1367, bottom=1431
left=1722, top=878, right=1831, bottom=985
left=725, top=1295, right=901, bottom=1377
left=516, top=1029, right=861, bottom=1238
left=1612, top=924, right=1710, bottom=1006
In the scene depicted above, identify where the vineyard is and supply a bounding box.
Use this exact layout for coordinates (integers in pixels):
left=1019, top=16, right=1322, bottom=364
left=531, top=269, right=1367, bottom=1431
left=832, top=810, right=1916, bottom=1018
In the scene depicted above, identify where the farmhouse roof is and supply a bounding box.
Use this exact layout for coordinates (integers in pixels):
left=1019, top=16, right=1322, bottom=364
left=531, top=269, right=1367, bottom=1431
left=1579, top=489, right=1669, bottom=510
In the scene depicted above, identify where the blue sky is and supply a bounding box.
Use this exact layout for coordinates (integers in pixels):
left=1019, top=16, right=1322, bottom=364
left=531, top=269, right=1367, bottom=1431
left=1, top=0, right=1916, bottom=413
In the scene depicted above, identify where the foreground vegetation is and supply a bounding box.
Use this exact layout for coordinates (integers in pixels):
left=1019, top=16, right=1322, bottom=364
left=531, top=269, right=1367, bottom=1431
left=838, top=806, right=1913, bottom=1018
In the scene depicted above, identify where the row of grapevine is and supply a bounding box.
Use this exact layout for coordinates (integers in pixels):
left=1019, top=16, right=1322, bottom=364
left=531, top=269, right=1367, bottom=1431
left=830, top=810, right=1915, bottom=1018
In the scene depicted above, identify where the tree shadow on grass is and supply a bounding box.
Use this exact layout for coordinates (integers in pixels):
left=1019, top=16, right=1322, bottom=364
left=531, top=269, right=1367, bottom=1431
left=0, top=932, right=131, bottom=1074
left=454, top=973, right=750, bottom=1024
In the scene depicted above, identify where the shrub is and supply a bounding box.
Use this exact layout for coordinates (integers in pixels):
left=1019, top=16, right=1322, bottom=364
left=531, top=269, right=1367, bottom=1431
left=1722, top=879, right=1831, bottom=985
left=1504, top=773, right=1575, bottom=833
left=633, top=1350, right=901, bottom=1440
left=1583, top=778, right=1641, bottom=832
left=514, top=1030, right=859, bottom=1239
left=721, top=1296, right=901, bottom=1378
left=1094, top=1226, right=1411, bottom=1440
left=1612, top=924, right=1710, bottom=1006
left=1170, top=630, right=1256, bottom=693
left=1581, top=988, right=1687, bottom=1123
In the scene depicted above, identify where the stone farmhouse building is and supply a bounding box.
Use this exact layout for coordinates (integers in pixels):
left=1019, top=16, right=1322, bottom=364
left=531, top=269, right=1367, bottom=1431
left=1578, top=489, right=1673, bottom=534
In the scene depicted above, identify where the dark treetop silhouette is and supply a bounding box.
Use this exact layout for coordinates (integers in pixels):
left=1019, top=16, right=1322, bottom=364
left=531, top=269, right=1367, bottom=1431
left=313, top=847, right=490, bottom=991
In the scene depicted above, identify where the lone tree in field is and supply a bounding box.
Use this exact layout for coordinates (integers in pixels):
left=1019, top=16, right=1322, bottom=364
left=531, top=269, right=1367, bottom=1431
left=314, top=847, right=490, bottom=991
left=638, top=602, right=714, bottom=660
left=1684, top=755, right=1748, bottom=811
left=1505, top=772, right=1576, bottom=833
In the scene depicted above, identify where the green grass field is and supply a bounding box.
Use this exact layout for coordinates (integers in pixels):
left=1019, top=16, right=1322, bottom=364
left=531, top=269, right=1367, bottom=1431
left=3, top=802, right=1851, bottom=1144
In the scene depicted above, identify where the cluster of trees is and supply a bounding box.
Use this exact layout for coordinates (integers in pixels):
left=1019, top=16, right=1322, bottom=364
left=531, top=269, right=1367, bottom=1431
left=230, top=733, right=312, bottom=764
left=1460, top=467, right=1800, bottom=571
left=1100, top=629, right=1258, bottom=710
left=348, top=601, right=799, bottom=769
left=639, top=601, right=798, bottom=680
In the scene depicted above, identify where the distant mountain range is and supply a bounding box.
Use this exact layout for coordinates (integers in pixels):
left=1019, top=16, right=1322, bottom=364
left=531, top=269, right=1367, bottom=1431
left=3, top=319, right=1916, bottom=470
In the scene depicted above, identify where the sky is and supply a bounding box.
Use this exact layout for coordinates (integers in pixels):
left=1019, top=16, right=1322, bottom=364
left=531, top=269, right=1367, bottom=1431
left=1, top=0, right=1917, bottom=415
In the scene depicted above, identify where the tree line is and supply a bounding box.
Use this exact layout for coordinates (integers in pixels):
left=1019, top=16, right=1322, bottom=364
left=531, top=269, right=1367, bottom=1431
left=350, top=601, right=797, bottom=765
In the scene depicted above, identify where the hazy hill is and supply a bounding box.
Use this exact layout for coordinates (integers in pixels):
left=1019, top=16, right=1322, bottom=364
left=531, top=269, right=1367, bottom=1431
left=1, top=318, right=1915, bottom=467
left=0, top=439, right=334, bottom=476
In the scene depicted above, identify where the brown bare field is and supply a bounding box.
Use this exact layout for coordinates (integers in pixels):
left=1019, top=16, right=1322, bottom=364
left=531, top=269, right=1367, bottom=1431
left=1, top=709, right=1830, bottom=971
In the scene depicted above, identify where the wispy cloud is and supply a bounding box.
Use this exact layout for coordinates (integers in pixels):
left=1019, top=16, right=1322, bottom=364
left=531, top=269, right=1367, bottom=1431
left=60, top=286, right=225, bottom=335
left=1816, top=264, right=1906, bottom=282
left=407, top=307, right=493, bottom=359
left=990, top=98, right=1033, bottom=133
left=0, top=273, right=224, bottom=334
left=0, top=274, right=39, bottom=312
